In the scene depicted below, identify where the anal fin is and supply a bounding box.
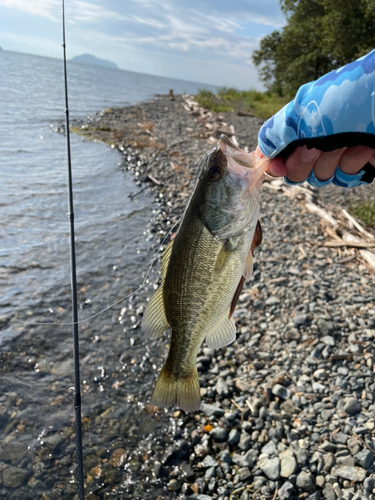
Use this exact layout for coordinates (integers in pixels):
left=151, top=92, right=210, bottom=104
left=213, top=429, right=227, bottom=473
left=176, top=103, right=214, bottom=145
left=141, top=285, right=169, bottom=339
left=205, top=315, right=236, bottom=349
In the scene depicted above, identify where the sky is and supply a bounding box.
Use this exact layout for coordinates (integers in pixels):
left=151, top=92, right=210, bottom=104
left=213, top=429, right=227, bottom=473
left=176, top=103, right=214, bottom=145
left=0, top=0, right=285, bottom=89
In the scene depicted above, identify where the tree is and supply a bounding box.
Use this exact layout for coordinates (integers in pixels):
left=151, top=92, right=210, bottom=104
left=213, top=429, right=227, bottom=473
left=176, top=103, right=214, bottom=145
left=253, top=0, right=375, bottom=96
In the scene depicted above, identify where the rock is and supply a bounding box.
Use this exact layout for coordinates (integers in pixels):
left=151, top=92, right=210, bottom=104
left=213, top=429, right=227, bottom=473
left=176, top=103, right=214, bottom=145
left=204, top=467, right=216, bottom=481
left=0, top=442, right=28, bottom=464
left=343, top=398, right=361, bottom=416
left=296, top=448, right=308, bottom=466
left=317, top=319, right=335, bottom=336
left=322, top=483, right=336, bottom=500
left=168, top=479, right=180, bottom=491
left=110, top=448, right=126, bottom=467
left=307, top=493, right=322, bottom=500
left=332, top=432, right=348, bottom=445
left=294, top=314, right=307, bottom=327
left=261, top=441, right=277, bottom=456
left=321, top=335, right=335, bottom=346
left=216, top=378, right=230, bottom=397
left=347, top=438, right=361, bottom=456
left=189, top=495, right=213, bottom=500
left=259, top=456, right=280, bottom=480
left=235, top=379, right=251, bottom=392
left=232, top=449, right=258, bottom=468
left=239, top=467, right=251, bottom=481
left=316, top=475, right=325, bottom=487
left=323, top=453, right=336, bottom=472
left=202, top=455, right=218, bottom=468
left=272, top=384, right=292, bottom=400
left=280, top=456, right=298, bottom=478
left=227, top=429, right=240, bottom=446
left=210, top=427, right=227, bottom=442
left=331, top=466, right=367, bottom=482
left=364, top=477, right=375, bottom=491
left=296, top=471, right=314, bottom=490
left=2, top=467, right=31, bottom=488
left=285, top=329, right=301, bottom=341
left=278, top=481, right=294, bottom=499
left=354, top=449, right=374, bottom=469
left=200, top=403, right=225, bottom=418
left=219, top=449, right=231, bottom=464
left=238, top=432, right=251, bottom=451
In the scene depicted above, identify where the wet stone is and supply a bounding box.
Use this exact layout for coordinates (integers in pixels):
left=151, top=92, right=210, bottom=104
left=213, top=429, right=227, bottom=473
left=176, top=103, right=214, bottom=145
left=0, top=442, right=28, bottom=464
left=2, top=467, right=31, bottom=488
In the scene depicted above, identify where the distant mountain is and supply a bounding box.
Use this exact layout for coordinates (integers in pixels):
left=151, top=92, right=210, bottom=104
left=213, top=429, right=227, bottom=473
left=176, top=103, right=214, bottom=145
left=71, top=54, right=118, bottom=69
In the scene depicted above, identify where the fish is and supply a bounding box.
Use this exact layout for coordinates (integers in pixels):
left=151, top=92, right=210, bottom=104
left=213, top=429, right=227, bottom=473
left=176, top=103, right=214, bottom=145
left=142, top=135, right=270, bottom=412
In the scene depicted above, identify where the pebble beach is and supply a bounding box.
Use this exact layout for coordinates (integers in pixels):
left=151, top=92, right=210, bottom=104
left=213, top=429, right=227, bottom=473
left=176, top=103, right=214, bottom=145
left=2, top=93, right=375, bottom=500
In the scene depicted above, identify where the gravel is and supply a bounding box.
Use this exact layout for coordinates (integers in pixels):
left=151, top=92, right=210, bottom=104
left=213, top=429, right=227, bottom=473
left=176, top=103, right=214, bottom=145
left=2, top=94, right=375, bottom=499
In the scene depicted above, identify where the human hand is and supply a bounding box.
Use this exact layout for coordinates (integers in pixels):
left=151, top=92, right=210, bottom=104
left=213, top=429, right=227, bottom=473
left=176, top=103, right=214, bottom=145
left=256, top=145, right=375, bottom=184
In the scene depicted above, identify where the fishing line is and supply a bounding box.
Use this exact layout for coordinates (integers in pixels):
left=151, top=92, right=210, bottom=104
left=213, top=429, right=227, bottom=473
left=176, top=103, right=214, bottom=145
left=8, top=81, right=211, bottom=331
left=61, top=1, right=84, bottom=499
left=12, top=219, right=181, bottom=327
left=10, top=142, right=209, bottom=328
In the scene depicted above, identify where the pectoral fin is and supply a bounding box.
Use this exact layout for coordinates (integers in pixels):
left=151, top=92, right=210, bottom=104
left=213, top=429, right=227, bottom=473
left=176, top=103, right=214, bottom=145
left=141, top=284, right=170, bottom=339
left=205, top=315, right=236, bottom=349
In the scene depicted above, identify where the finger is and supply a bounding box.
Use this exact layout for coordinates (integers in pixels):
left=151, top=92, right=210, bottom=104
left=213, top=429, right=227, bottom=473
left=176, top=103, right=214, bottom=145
left=339, top=146, right=375, bottom=175
left=285, top=146, right=321, bottom=183
left=266, top=157, right=287, bottom=177
left=369, top=150, right=375, bottom=168
left=255, top=145, right=265, bottom=158
left=313, top=148, right=347, bottom=181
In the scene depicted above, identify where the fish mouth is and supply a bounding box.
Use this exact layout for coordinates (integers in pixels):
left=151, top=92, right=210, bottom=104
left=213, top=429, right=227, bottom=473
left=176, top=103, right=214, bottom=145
left=218, top=134, right=241, bottom=152
left=218, top=134, right=268, bottom=180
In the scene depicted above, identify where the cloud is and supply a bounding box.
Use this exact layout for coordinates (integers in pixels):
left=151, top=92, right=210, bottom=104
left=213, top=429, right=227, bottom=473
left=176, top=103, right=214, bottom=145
left=0, top=0, right=60, bottom=22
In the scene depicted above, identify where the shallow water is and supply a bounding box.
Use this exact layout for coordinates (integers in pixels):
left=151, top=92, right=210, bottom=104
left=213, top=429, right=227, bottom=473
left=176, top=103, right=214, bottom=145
left=0, top=50, right=216, bottom=341
left=0, top=50, right=216, bottom=499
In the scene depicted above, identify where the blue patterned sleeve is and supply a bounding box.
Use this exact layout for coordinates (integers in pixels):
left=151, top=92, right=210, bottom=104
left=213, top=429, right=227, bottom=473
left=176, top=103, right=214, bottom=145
left=258, top=49, right=375, bottom=188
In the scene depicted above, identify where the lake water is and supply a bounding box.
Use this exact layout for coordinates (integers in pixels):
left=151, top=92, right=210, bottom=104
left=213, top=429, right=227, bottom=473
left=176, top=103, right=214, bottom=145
left=0, top=50, right=217, bottom=499
left=0, top=50, right=216, bottom=342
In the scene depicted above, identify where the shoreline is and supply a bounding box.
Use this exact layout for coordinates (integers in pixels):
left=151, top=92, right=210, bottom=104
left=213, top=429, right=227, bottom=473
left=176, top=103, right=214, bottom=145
left=1, top=95, right=375, bottom=500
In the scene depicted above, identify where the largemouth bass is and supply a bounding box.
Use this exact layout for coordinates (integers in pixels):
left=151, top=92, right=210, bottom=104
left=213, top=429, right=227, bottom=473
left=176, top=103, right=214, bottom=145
left=142, top=135, right=270, bottom=412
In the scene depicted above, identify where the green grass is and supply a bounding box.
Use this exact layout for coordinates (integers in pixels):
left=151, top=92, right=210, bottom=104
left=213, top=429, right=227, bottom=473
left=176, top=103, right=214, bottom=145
left=349, top=201, right=375, bottom=229
left=195, top=87, right=287, bottom=120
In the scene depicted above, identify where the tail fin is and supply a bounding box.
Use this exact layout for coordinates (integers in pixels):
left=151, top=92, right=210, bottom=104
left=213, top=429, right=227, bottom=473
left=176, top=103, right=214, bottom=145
left=150, top=365, right=201, bottom=412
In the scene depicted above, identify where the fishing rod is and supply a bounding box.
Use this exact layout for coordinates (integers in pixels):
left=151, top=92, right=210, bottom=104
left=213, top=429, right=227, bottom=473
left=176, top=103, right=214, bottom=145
left=61, top=1, right=85, bottom=498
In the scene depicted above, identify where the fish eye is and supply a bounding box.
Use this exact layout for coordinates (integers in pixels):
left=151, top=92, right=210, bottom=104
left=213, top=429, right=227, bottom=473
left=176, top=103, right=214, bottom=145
left=207, top=164, right=223, bottom=181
